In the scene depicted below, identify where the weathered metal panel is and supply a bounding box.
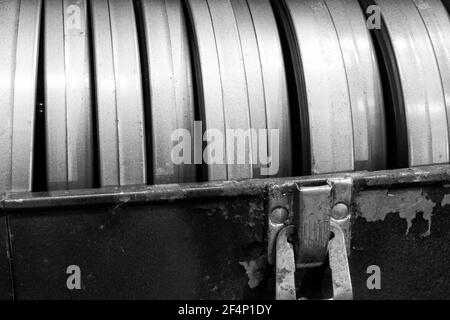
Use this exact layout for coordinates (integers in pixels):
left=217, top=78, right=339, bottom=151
left=1, top=165, right=450, bottom=299
left=8, top=198, right=266, bottom=299
left=351, top=186, right=450, bottom=299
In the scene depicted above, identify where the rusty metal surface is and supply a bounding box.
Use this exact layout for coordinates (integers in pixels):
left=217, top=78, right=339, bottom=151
left=351, top=187, right=450, bottom=299
left=3, top=165, right=450, bottom=210
left=0, top=217, right=12, bottom=300
left=7, top=197, right=266, bottom=299
left=275, top=226, right=296, bottom=300
left=266, top=184, right=296, bottom=265
left=0, top=165, right=450, bottom=299
left=295, top=185, right=332, bottom=268
left=329, top=219, right=353, bottom=300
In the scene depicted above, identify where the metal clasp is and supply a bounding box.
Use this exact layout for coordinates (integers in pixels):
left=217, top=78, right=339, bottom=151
left=275, top=218, right=352, bottom=300
left=268, top=178, right=353, bottom=300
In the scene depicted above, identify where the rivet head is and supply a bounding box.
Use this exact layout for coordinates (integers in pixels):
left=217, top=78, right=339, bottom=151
left=270, top=207, right=289, bottom=225
left=331, top=203, right=349, bottom=220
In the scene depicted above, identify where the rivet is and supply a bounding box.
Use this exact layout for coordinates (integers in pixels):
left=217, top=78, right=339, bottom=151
left=331, top=203, right=349, bottom=220
left=270, top=207, right=289, bottom=225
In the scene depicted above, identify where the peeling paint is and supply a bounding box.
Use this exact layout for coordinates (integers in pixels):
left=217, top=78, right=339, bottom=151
left=441, top=194, right=450, bottom=207
left=197, top=203, right=229, bottom=218
left=356, top=189, right=435, bottom=235
left=239, top=256, right=266, bottom=289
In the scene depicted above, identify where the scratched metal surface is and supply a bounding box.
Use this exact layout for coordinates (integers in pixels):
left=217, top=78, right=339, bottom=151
left=0, top=218, right=12, bottom=300
left=6, top=198, right=266, bottom=300
left=1, top=165, right=450, bottom=299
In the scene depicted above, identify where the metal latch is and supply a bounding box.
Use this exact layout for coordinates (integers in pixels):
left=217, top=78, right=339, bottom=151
left=267, top=178, right=353, bottom=300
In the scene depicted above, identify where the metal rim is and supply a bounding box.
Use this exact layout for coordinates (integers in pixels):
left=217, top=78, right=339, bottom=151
left=0, top=0, right=21, bottom=192
left=140, top=0, right=196, bottom=184
left=91, top=0, right=147, bottom=187
left=369, top=0, right=449, bottom=166
left=45, top=0, right=93, bottom=190
left=0, top=0, right=42, bottom=192
left=324, top=0, right=386, bottom=171
left=246, top=0, right=292, bottom=178
left=187, top=0, right=291, bottom=180
left=205, top=0, right=252, bottom=180
left=278, top=0, right=355, bottom=175
left=187, top=0, right=255, bottom=181
left=230, top=0, right=268, bottom=179
left=412, top=0, right=450, bottom=148
left=185, top=0, right=227, bottom=181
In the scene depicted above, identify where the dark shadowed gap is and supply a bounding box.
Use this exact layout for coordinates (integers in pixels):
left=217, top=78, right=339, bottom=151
left=270, top=0, right=311, bottom=176
left=33, top=0, right=47, bottom=192
left=182, top=0, right=208, bottom=183
left=359, top=0, right=408, bottom=170
left=87, top=0, right=100, bottom=188
left=133, top=0, right=154, bottom=185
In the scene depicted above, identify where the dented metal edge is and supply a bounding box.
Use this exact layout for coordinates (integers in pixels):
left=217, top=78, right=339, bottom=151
left=329, top=218, right=353, bottom=300
left=275, top=225, right=297, bottom=300
left=1, top=165, right=450, bottom=211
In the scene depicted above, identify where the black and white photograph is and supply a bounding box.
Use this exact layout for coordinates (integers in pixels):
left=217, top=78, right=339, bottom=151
left=0, top=0, right=450, bottom=308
